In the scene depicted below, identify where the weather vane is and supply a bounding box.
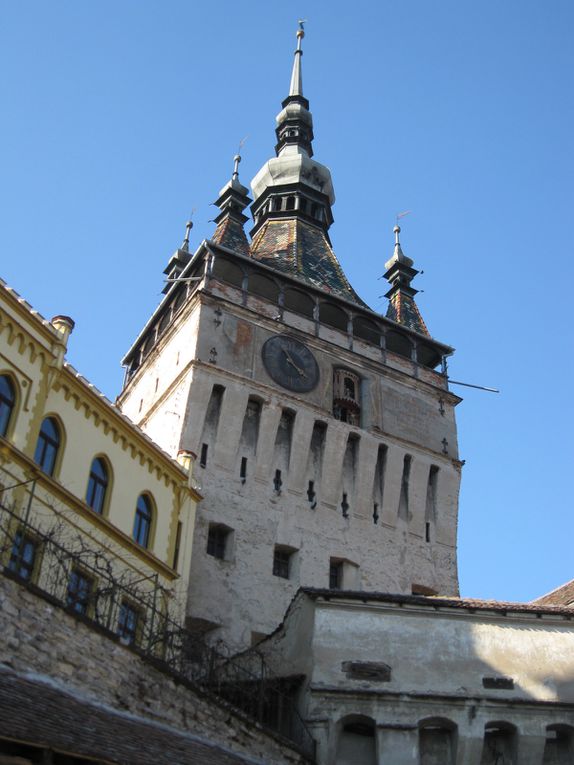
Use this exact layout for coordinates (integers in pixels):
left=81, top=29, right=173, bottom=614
left=396, top=210, right=412, bottom=223
left=233, top=136, right=248, bottom=180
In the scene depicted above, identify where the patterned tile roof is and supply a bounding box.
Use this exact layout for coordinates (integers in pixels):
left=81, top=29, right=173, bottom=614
left=532, top=578, right=574, bottom=607
left=250, top=218, right=368, bottom=307
left=211, top=216, right=250, bottom=258
left=386, top=291, right=430, bottom=337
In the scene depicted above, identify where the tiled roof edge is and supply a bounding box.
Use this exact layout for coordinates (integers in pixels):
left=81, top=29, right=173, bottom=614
left=299, top=588, right=574, bottom=617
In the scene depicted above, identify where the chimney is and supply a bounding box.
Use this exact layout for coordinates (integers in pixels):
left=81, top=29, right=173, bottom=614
left=51, top=315, right=75, bottom=347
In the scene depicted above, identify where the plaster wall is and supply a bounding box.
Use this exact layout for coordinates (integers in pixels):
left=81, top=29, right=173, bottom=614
left=258, top=594, right=574, bottom=765
left=119, top=295, right=202, bottom=446
left=40, top=381, right=187, bottom=568
left=310, top=602, right=574, bottom=702
left=0, top=282, right=198, bottom=599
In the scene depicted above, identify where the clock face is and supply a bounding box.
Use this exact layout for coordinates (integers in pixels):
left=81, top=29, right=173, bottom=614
left=262, top=335, right=320, bottom=393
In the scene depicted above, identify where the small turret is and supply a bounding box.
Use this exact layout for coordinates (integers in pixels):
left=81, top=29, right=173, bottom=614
left=384, top=225, right=430, bottom=336
left=162, top=220, right=193, bottom=294
left=210, top=152, right=252, bottom=257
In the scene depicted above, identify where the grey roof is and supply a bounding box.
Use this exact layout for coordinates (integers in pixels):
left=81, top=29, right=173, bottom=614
left=0, top=669, right=271, bottom=765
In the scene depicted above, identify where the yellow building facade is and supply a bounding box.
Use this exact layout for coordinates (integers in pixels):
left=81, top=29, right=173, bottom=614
left=0, top=278, right=200, bottom=644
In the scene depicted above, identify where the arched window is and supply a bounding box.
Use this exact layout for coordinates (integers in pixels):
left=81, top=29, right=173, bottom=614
left=86, top=457, right=109, bottom=515
left=211, top=256, right=244, bottom=288
left=419, top=718, right=457, bottom=764
left=481, top=722, right=517, bottom=764
left=0, top=375, right=16, bottom=437
left=386, top=329, right=413, bottom=360
left=34, top=417, right=61, bottom=476
left=336, top=715, right=376, bottom=765
left=248, top=273, right=280, bottom=303
left=319, top=302, right=348, bottom=332
left=543, top=725, right=574, bottom=763
left=333, top=369, right=361, bottom=426
left=133, top=494, right=153, bottom=548
left=283, top=288, right=315, bottom=318
left=353, top=316, right=381, bottom=346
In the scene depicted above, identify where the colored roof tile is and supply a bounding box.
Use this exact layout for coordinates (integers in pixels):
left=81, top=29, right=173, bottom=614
left=211, top=216, right=250, bottom=258
left=250, top=218, right=368, bottom=307
left=386, top=291, right=430, bottom=337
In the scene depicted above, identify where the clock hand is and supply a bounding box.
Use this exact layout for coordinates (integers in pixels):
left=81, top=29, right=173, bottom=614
left=283, top=349, right=307, bottom=378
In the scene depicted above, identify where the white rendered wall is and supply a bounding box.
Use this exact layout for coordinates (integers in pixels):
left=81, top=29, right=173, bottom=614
left=119, top=276, right=462, bottom=648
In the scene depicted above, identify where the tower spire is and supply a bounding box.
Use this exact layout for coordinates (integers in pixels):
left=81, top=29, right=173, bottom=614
left=384, top=225, right=430, bottom=336
left=274, top=23, right=314, bottom=158
left=248, top=24, right=368, bottom=306
left=210, top=148, right=251, bottom=257
left=288, top=20, right=305, bottom=97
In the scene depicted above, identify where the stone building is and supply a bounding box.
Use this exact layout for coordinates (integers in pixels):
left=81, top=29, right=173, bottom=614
left=117, top=23, right=462, bottom=650
left=256, top=589, right=574, bottom=764
left=0, top=278, right=315, bottom=763
left=113, top=25, right=574, bottom=763
left=1, top=23, right=572, bottom=765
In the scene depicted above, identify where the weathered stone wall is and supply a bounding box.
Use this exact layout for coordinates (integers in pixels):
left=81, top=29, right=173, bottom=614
left=0, top=575, right=310, bottom=765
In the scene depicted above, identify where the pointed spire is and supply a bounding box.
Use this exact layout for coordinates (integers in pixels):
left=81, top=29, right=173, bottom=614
left=384, top=225, right=430, bottom=336
left=211, top=149, right=252, bottom=257
left=250, top=22, right=350, bottom=297
left=386, top=225, right=414, bottom=269
left=274, top=23, right=314, bottom=158
left=288, top=21, right=305, bottom=97
left=162, top=218, right=193, bottom=293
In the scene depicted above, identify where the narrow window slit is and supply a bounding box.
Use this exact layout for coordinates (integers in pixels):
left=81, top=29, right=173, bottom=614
left=341, top=493, right=349, bottom=518
left=274, top=469, right=282, bottom=494
left=307, top=480, right=316, bottom=508
left=200, top=443, right=208, bottom=468
left=172, top=521, right=182, bottom=569
left=373, top=503, right=379, bottom=524
left=240, top=457, right=247, bottom=483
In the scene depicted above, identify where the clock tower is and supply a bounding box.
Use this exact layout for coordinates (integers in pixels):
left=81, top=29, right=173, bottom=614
left=117, top=25, right=463, bottom=648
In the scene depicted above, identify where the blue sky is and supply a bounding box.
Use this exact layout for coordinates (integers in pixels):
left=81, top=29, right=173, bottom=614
left=1, top=1, right=573, bottom=602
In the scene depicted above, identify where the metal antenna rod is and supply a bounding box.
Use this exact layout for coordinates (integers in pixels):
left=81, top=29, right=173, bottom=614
left=448, top=379, right=500, bottom=393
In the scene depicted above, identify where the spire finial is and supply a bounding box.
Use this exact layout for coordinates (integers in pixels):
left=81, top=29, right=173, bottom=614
left=232, top=154, right=241, bottom=181
left=232, top=136, right=248, bottom=181
left=289, top=20, right=306, bottom=97
left=394, top=224, right=401, bottom=246
left=296, top=19, right=305, bottom=48
left=181, top=218, right=193, bottom=252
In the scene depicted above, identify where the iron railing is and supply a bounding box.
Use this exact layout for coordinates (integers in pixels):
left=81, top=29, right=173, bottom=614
left=0, top=496, right=315, bottom=760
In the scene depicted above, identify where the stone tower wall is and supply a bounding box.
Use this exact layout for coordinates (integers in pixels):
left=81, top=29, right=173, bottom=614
left=119, top=275, right=462, bottom=648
